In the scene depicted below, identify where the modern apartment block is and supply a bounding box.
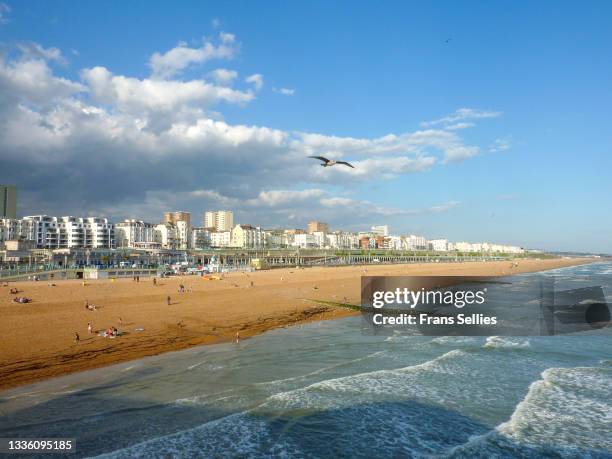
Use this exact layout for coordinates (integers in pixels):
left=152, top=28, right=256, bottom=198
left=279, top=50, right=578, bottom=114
left=204, top=210, right=233, bottom=232
left=115, top=220, right=158, bottom=249
left=20, top=216, right=115, bottom=249
left=307, top=221, right=329, bottom=234
left=0, top=185, right=17, bottom=219
left=230, top=224, right=264, bottom=248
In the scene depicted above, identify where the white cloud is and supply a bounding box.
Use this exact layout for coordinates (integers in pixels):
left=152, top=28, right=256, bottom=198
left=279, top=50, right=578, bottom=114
left=0, top=3, right=10, bottom=24
left=17, top=42, right=65, bottom=63
left=0, top=40, right=498, bottom=226
left=149, top=33, right=238, bottom=79
left=81, top=66, right=254, bottom=115
left=209, top=68, right=238, bottom=86
left=245, top=189, right=324, bottom=207
left=245, top=73, right=263, bottom=91
left=273, top=87, right=295, bottom=96
left=0, top=52, right=84, bottom=104
left=444, top=122, right=474, bottom=130
left=421, top=108, right=501, bottom=128
left=489, top=137, right=512, bottom=153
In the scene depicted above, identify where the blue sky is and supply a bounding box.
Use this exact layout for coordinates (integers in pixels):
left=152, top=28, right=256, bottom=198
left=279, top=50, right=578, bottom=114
left=0, top=1, right=611, bottom=253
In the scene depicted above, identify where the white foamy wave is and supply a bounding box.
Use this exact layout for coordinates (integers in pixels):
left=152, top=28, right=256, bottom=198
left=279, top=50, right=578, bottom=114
left=483, top=336, right=530, bottom=349
left=447, top=366, right=612, bottom=457
left=431, top=336, right=480, bottom=346
left=91, top=411, right=298, bottom=459
left=263, top=349, right=468, bottom=412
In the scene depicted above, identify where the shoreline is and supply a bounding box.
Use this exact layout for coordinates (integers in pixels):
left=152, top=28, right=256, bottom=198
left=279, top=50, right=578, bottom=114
left=0, top=258, right=595, bottom=391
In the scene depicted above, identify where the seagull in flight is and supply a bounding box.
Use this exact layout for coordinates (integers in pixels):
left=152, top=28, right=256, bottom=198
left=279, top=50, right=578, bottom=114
left=309, top=156, right=355, bottom=168
left=445, top=38, right=452, bottom=43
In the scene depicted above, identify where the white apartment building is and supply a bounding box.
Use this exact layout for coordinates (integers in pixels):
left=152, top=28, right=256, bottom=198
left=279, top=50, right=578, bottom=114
left=371, top=225, right=389, bottom=237
left=429, top=239, right=449, bottom=252
left=20, top=216, right=114, bottom=249
left=327, top=232, right=357, bottom=249
left=231, top=224, right=265, bottom=248
left=204, top=210, right=233, bottom=232
left=154, top=223, right=177, bottom=249
left=264, top=230, right=288, bottom=248
left=191, top=227, right=211, bottom=249
left=403, top=234, right=428, bottom=251
left=175, top=220, right=191, bottom=250
left=115, top=220, right=158, bottom=249
left=311, top=231, right=327, bottom=248
left=0, top=218, right=35, bottom=242
left=292, top=233, right=318, bottom=249
left=210, top=231, right=231, bottom=248
left=386, top=235, right=403, bottom=250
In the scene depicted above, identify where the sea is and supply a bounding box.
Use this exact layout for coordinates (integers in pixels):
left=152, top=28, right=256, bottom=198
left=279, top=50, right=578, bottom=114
left=0, top=262, right=610, bottom=458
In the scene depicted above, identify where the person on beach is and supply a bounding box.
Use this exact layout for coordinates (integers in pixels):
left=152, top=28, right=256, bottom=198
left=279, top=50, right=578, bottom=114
left=167, top=295, right=171, bottom=306
left=118, top=317, right=123, bottom=326
left=235, top=331, right=240, bottom=343
left=88, top=323, right=93, bottom=334
left=74, top=332, right=80, bottom=343
left=153, top=278, right=157, bottom=286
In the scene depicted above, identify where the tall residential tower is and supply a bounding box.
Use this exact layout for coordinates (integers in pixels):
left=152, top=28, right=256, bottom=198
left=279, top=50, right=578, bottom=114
left=0, top=185, right=17, bottom=218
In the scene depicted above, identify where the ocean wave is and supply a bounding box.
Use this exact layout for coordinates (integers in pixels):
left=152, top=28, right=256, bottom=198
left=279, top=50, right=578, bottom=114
left=483, top=336, right=531, bottom=350
left=446, top=366, right=612, bottom=458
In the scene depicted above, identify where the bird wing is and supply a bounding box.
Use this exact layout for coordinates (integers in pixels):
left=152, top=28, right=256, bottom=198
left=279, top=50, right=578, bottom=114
left=336, top=161, right=355, bottom=168
left=309, top=156, right=329, bottom=162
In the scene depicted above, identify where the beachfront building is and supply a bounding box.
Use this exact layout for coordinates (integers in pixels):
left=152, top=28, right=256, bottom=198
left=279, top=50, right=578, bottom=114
left=385, top=235, right=403, bottom=250
left=0, top=218, right=35, bottom=243
left=175, top=220, right=191, bottom=250
left=115, top=220, right=159, bottom=249
left=264, top=229, right=288, bottom=248
left=154, top=223, right=177, bottom=249
left=18, top=216, right=115, bottom=249
left=307, top=221, right=329, bottom=234
left=371, top=225, right=389, bottom=237
left=191, top=227, right=211, bottom=249
left=210, top=230, right=231, bottom=248
left=0, top=185, right=17, bottom=219
left=311, top=231, right=327, bottom=248
left=204, top=210, right=233, bottom=232
left=429, top=239, right=449, bottom=252
left=231, top=224, right=265, bottom=248
left=327, top=232, right=356, bottom=249
left=164, top=211, right=191, bottom=227
left=292, top=233, right=318, bottom=249
left=403, top=234, right=428, bottom=251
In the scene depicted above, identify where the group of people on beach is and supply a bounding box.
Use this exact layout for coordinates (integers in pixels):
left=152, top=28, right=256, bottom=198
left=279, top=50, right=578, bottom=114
left=6, top=285, right=32, bottom=303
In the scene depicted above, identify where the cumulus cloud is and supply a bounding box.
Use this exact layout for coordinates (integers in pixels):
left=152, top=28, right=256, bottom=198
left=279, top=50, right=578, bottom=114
left=149, top=33, right=238, bottom=79
left=82, top=66, right=253, bottom=115
left=245, top=73, right=263, bottom=90
left=0, top=38, right=501, bottom=230
left=209, top=68, right=238, bottom=86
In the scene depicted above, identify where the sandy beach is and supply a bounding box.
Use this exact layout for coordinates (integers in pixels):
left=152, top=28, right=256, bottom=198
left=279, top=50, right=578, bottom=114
left=0, top=258, right=593, bottom=390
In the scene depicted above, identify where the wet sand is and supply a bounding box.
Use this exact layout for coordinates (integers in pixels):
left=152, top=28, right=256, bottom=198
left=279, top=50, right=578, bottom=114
left=0, top=258, right=593, bottom=390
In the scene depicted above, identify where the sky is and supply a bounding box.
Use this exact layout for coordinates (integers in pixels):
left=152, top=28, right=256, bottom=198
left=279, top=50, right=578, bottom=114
left=0, top=1, right=610, bottom=253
